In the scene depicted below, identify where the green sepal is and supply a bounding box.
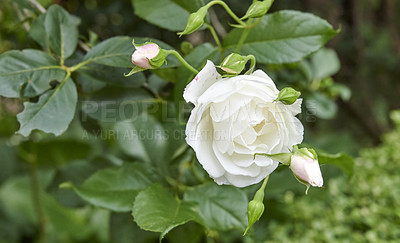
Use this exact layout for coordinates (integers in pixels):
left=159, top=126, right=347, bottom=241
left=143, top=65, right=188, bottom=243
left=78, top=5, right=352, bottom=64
left=254, top=152, right=292, bottom=165
left=217, top=53, right=248, bottom=75
left=149, top=49, right=166, bottom=69
left=124, top=66, right=146, bottom=77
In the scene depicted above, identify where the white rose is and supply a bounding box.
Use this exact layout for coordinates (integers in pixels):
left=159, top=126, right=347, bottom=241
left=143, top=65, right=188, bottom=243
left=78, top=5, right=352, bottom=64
left=184, top=60, right=304, bottom=187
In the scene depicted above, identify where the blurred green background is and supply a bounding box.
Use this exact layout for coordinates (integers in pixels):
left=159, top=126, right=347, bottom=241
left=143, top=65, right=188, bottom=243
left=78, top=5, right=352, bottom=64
left=0, top=0, right=399, bottom=242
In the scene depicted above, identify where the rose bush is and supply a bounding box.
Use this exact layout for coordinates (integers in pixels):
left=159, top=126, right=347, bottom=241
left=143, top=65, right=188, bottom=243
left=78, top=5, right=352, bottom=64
left=184, top=60, right=304, bottom=187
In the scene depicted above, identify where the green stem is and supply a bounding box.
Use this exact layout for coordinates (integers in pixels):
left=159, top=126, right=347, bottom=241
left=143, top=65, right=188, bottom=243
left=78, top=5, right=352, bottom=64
left=207, top=0, right=246, bottom=27
left=245, top=55, right=256, bottom=74
left=205, top=23, right=222, bottom=51
left=29, top=162, right=47, bottom=243
left=254, top=175, right=269, bottom=202
left=164, top=50, right=198, bottom=74
left=235, top=19, right=253, bottom=53
left=69, top=59, right=92, bottom=72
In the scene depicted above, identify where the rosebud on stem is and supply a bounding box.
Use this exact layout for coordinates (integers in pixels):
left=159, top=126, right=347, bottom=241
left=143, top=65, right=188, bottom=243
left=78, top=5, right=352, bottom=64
left=178, top=0, right=247, bottom=37
left=126, top=40, right=166, bottom=76
left=178, top=5, right=208, bottom=36
left=275, top=87, right=301, bottom=105
left=241, top=0, right=274, bottom=20
left=163, top=50, right=198, bottom=75
left=244, top=175, right=269, bottom=236
left=290, top=148, right=323, bottom=194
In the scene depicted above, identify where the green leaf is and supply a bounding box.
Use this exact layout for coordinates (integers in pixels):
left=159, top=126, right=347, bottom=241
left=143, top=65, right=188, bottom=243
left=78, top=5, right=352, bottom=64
left=132, top=0, right=204, bottom=31
left=110, top=213, right=158, bottom=243
left=81, top=86, right=153, bottom=122
left=18, top=139, right=92, bottom=167
left=17, top=78, right=77, bottom=137
left=30, top=14, right=48, bottom=49
left=305, top=92, right=337, bottom=119
left=183, top=183, right=248, bottom=231
left=132, top=184, right=196, bottom=240
left=68, top=163, right=159, bottom=212
left=0, top=49, right=65, bottom=98
left=318, top=152, right=354, bottom=176
left=45, top=5, right=80, bottom=60
left=223, top=10, right=338, bottom=64
left=113, top=115, right=168, bottom=163
left=83, top=36, right=179, bottom=68
left=311, top=48, right=340, bottom=79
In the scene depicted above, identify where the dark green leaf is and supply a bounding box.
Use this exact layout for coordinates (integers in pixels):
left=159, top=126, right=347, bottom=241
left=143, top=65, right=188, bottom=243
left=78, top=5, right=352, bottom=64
left=0, top=49, right=65, bottom=98
left=17, top=78, right=77, bottom=136
left=132, top=0, right=204, bottom=31
left=183, top=183, right=248, bottom=231
left=132, top=184, right=196, bottom=240
left=110, top=213, right=158, bottom=243
left=223, top=10, right=338, bottom=64
left=0, top=172, right=92, bottom=240
left=18, top=139, right=91, bottom=167
left=69, top=163, right=159, bottom=212
left=45, top=5, right=80, bottom=60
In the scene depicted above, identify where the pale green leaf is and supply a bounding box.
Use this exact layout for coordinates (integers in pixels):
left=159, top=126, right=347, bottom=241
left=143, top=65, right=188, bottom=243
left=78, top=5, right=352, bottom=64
left=45, top=4, right=80, bottom=59
left=17, top=78, right=77, bottom=136
left=305, top=93, right=338, bottom=119
left=0, top=49, right=65, bottom=98
left=311, top=48, right=340, bottom=79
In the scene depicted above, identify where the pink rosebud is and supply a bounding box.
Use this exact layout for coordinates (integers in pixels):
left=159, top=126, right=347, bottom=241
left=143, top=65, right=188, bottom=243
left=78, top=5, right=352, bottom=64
left=131, top=43, right=160, bottom=69
left=290, top=148, right=323, bottom=188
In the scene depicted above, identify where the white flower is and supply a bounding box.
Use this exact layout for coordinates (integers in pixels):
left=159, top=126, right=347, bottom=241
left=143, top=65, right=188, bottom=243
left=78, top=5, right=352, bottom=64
left=184, top=60, right=304, bottom=187
left=290, top=149, right=323, bottom=188
left=131, top=43, right=160, bottom=69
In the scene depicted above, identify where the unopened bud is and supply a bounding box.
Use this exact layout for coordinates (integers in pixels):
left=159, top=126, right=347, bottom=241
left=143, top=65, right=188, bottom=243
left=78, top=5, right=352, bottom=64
left=244, top=200, right=264, bottom=235
left=218, top=53, right=247, bottom=74
left=178, top=6, right=208, bottom=36
left=290, top=148, right=323, bottom=193
left=131, top=42, right=165, bottom=69
left=276, top=87, right=301, bottom=105
left=241, top=0, right=274, bottom=20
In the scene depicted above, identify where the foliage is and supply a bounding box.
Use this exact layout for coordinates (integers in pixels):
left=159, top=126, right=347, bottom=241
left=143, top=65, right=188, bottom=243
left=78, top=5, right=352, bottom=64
left=0, top=0, right=367, bottom=242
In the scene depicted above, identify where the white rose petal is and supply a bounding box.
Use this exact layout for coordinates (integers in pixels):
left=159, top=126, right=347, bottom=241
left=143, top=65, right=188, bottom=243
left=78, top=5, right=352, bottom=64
left=184, top=60, right=304, bottom=187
